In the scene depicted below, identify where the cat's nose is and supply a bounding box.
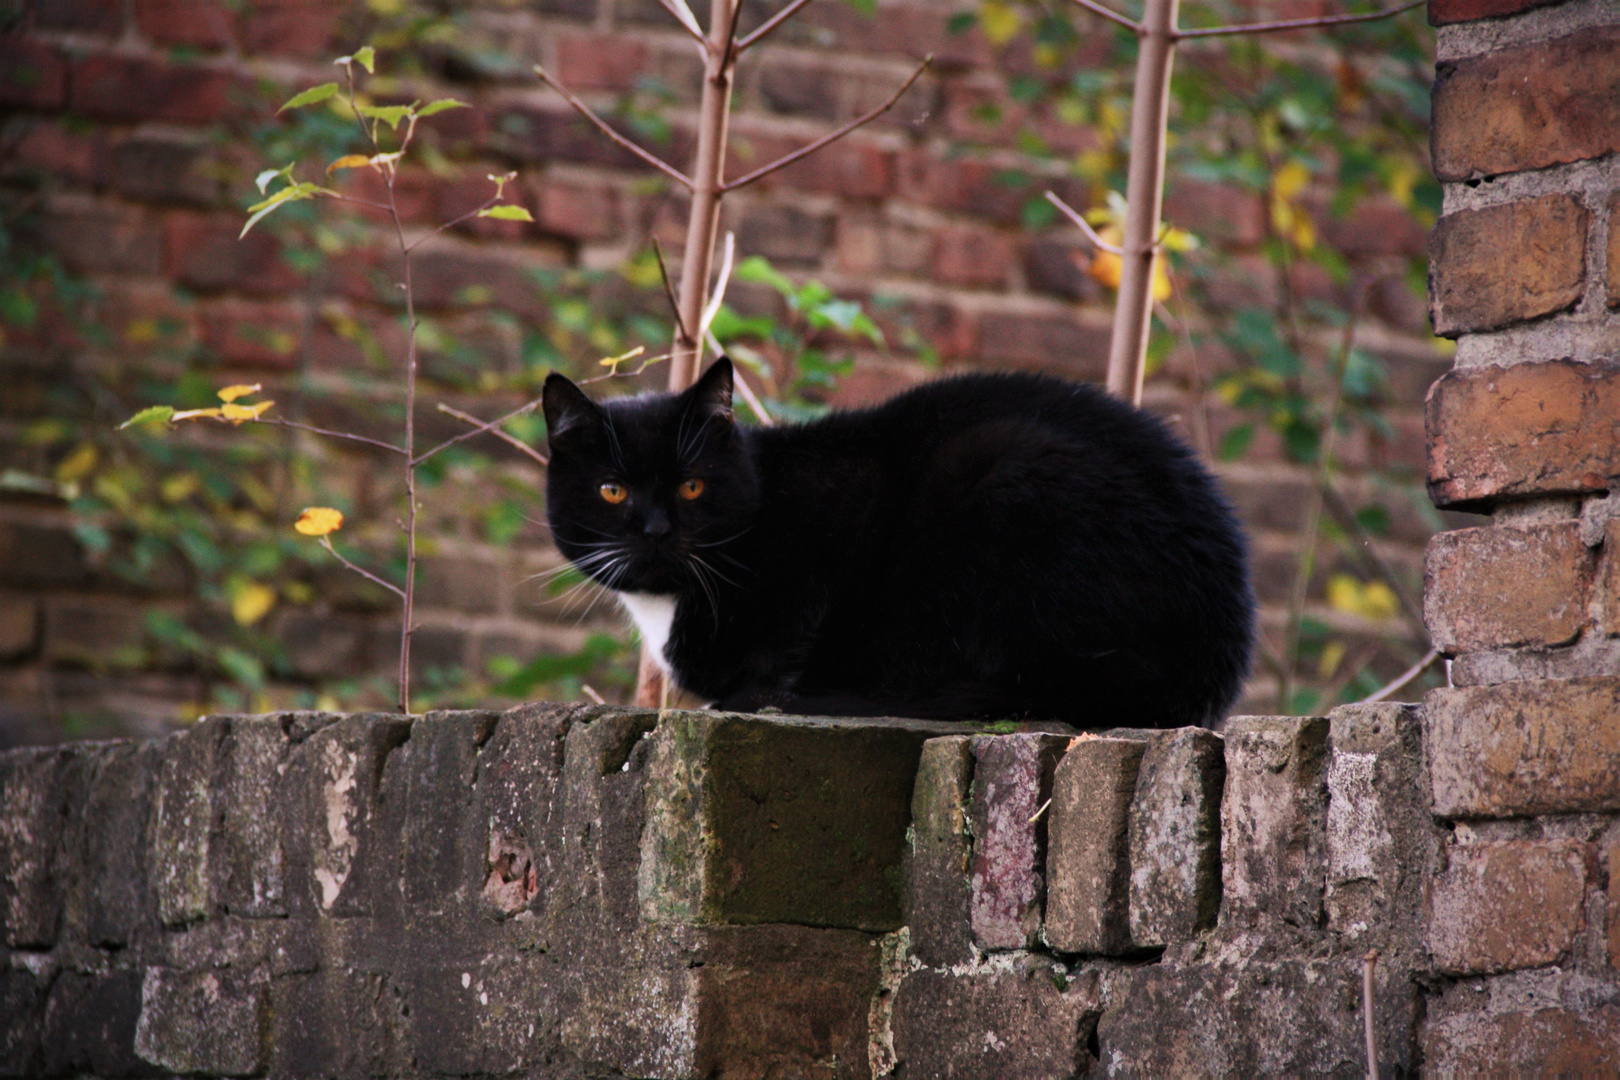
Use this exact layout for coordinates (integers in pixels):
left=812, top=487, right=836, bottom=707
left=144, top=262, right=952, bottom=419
left=642, top=508, right=672, bottom=538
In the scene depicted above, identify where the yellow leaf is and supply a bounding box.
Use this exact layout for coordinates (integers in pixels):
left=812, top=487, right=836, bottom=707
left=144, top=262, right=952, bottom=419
left=221, top=401, right=274, bottom=424
left=124, top=317, right=160, bottom=345
left=55, top=443, right=98, bottom=484
left=231, top=581, right=277, bottom=627
left=217, top=383, right=262, bottom=403
left=1088, top=250, right=1122, bottom=290
left=171, top=407, right=224, bottom=422
left=295, top=506, right=344, bottom=536
left=1152, top=261, right=1172, bottom=303
left=979, top=0, right=1021, bottom=45
left=161, top=473, right=199, bottom=503
left=1273, top=160, right=1311, bottom=201
left=1326, top=574, right=1400, bottom=620
left=1317, top=640, right=1347, bottom=679
left=327, top=154, right=373, bottom=174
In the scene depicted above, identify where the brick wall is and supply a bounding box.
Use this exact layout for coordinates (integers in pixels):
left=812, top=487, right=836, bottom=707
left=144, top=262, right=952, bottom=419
left=1, top=0, right=1451, bottom=741
left=1416, top=0, right=1620, bottom=1068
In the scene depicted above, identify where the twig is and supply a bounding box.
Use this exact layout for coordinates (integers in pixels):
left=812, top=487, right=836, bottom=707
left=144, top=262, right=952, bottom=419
left=1060, top=0, right=1142, bottom=33
left=533, top=66, right=694, bottom=189
left=1044, top=191, right=1125, bottom=255
left=736, top=0, right=818, bottom=51
left=404, top=191, right=503, bottom=254
left=655, top=0, right=708, bottom=48
left=723, top=56, right=932, bottom=191
left=1362, top=949, right=1380, bottom=1080
left=436, top=404, right=550, bottom=467
left=1359, top=648, right=1440, bottom=704
left=580, top=683, right=607, bottom=705
left=699, top=231, right=736, bottom=341
left=417, top=397, right=546, bottom=465
left=649, top=238, right=694, bottom=342
left=1177, top=0, right=1423, bottom=38
left=255, top=416, right=406, bottom=455
left=1316, top=640, right=1383, bottom=711
left=319, top=536, right=406, bottom=600
left=1318, top=481, right=1425, bottom=631
left=1028, top=798, right=1052, bottom=824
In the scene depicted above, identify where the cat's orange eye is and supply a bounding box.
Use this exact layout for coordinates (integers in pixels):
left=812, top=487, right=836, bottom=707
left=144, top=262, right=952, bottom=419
left=679, top=478, right=705, bottom=500
left=599, top=483, right=628, bottom=504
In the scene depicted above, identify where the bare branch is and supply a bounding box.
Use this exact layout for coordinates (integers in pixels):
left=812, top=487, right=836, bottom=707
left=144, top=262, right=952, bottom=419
left=417, top=397, right=546, bottom=466
left=1060, top=0, right=1142, bottom=34
left=720, top=0, right=747, bottom=67
left=256, top=416, right=406, bottom=455
left=319, top=536, right=407, bottom=600
left=650, top=238, right=694, bottom=342
left=699, top=231, right=736, bottom=341
left=404, top=192, right=502, bottom=254
left=1358, top=648, right=1440, bottom=704
left=323, top=192, right=396, bottom=213
left=735, top=0, right=817, bottom=52
left=656, top=0, right=708, bottom=48
left=723, top=57, right=931, bottom=191
left=1175, top=0, right=1422, bottom=38
left=1044, top=191, right=1125, bottom=255
left=436, top=404, right=551, bottom=466
left=533, top=66, right=694, bottom=189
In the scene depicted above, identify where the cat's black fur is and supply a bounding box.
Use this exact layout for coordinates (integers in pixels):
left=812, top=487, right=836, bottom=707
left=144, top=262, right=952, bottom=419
left=542, top=358, right=1254, bottom=727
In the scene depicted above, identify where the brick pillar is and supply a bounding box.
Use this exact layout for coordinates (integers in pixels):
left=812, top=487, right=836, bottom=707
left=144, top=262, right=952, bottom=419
left=1420, top=0, right=1620, bottom=1068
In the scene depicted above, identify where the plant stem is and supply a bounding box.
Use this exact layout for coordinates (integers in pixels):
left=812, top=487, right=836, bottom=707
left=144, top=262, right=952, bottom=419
left=1106, top=0, right=1180, bottom=405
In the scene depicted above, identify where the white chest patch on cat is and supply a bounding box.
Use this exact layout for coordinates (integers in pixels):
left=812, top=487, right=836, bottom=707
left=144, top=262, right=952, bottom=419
left=616, top=592, right=676, bottom=672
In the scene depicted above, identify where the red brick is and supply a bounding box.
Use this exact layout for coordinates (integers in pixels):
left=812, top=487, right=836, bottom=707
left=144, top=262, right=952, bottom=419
left=110, top=136, right=222, bottom=207
left=1432, top=28, right=1620, bottom=181
left=2, top=121, right=106, bottom=186
left=0, top=522, right=91, bottom=589
left=69, top=54, right=247, bottom=126
left=490, top=106, right=686, bottom=175
left=1023, top=238, right=1100, bottom=302
left=1044, top=737, right=1143, bottom=955
left=1428, top=0, right=1563, bottom=24
left=1425, top=359, right=1620, bottom=508
left=440, top=175, right=536, bottom=242
left=865, top=295, right=978, bottom=363
left=1318, top=195, right=1426, bottom=259
left=1426, top=677, right=1620, bottom=817
left=898, top=149, right=1040, bottom=226
left=978, top=309, right=1110, bottom=380
left=199, top=298, right=306, bottom=369
left=729, top=128, right=896, bottom=202
left=1428, top=194, right=1588, bottom=336
left=43, top=596, right=146, bottom=667
left=1609, top=839, right=1620, bottom=971
left=0, top=38, right=68, bottom=109
left=165, top=212, right=304, bottom=296
left=934, top=223, right=1014, bottom=289
left=1605, top=520, right=1620, bottom=635
left=1165, top=179, right=1265, bottom=248
left=533, top=176, right=622, bottom=242
left=336, top=165, right=439, bottom=227
left=135, top=0, right=236, bottom=49
left=969, top=733, right=1068, bottom=950
left=1609, top=192, right=1620, bottom=310
left=1426, top=839, right=1587, bottom=975
left=35, top=0, right=123, bottom=34
left=0, top=597, right=38, bottom=660
left=735, top=203, right=833, bottom=267
left=35, top=202, right=164, bottom=277
left=1426, top=1006, right=1620, bottom=1073
left=1424, top=521, right=1594, bottom=653
left=556, top=32, right=650, bottom=93
left=237, top=0, right=343, bottom=58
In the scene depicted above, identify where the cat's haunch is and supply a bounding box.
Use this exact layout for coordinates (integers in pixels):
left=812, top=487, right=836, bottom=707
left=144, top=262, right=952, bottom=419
left=542, top=358, right=1254, bottom=727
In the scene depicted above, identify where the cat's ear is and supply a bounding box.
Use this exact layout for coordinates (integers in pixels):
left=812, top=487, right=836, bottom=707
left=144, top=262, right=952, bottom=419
left=685, top=356, right=734, bottom=424
left=543, top=372, right=604, bottom=445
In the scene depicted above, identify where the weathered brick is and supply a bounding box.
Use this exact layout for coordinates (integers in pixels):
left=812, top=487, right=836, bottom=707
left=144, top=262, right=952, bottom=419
left=1428, top=0, right=1563, bottom=25
left=1425, top=359, right=1620, bottom=508
left=935, top=222, right=1015, bottom=289
left=69, top=54, right=246, bottom=126
left=1609, top=839, right=1620, bottom=971
left=1610, top=191, right=1620, bottom=310
left=1044, top=737, right=1142, bottom=955
left=1427, top=677, right=1620, bottom=817
left=904, top=736, right=975, bottom=967
left=1425, top=1005, right=1620, bottom=1073
left=0, top=39, right=68, bottom=109
left=269, top=969, right=408, bottom=1078
left=1428, top=194, right=1588, bottom=336
left=83, top=742, right=158, bottom=946
left=0, top=966, right=46, bottom=1076
left=135, top=0, right=235, bottom=49
left=1426, top=839, right=1587, bottom=974
left=40, top=970, right=147, bottom=1078
left=398, top=712, right=498, bottom=911
left=736, top=203, right=835, bottom=268
left=0, top=747, right=75, bottom=947
left=213, top=717, right=290, bottom=918
left=1432, top=28, right=1620, bottom=181
left=969, top=733, right=1069, bottom=951
left=978, top=309, right=1110, bottom=379
left=134, top=967, right=267, bottom=1076
left=641, top=711, right=953, bottom=931
left=236, top=0, right=343, bottom=58
left=2, top=120, right=106, bottom=187
left=1605, top=519, right=1620, bottom=633
left=151, top=719, right=225, bottom=927
left=1128, top=727, right=1225, bottom=948
left=891, top=963, right=1102, bottom=1079
left=1424, top=521, right=1594, bottom=653
left=199, top=298, right=305, bottom=369
left=1220, top=716, right=1329, bottom=931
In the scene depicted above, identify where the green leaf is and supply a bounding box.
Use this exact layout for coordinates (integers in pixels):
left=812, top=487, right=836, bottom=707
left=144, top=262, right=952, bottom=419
left=417, top=98, right=469, bottom=118
left=241, top=181, right=325, bottom=237
left=279, top=82, right=340, bottom=112
left=255, top=163, right=294, bottom=194
left=732, top=255, right=796, bottom=297
left=1218, top=424, right=1255, bottom=461
left=946, top=10, right=976, bottom=34
left=118, top=405, right=176, bottom=430
left=842, top=0, right=877, bottom=13
left=478, top=204, right=535, bottom=222
left=354, top=45, right=376, bottom=73
left=358, top=104, right=412, bottom=131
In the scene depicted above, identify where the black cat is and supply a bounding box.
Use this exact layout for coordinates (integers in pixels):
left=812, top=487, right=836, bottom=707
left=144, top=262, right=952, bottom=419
left=541, top=358, right=1253, bottom=727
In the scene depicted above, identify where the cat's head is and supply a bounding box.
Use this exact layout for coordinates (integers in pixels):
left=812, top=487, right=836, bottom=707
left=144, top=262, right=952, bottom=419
left=542, top=358, right=760, bottom=595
